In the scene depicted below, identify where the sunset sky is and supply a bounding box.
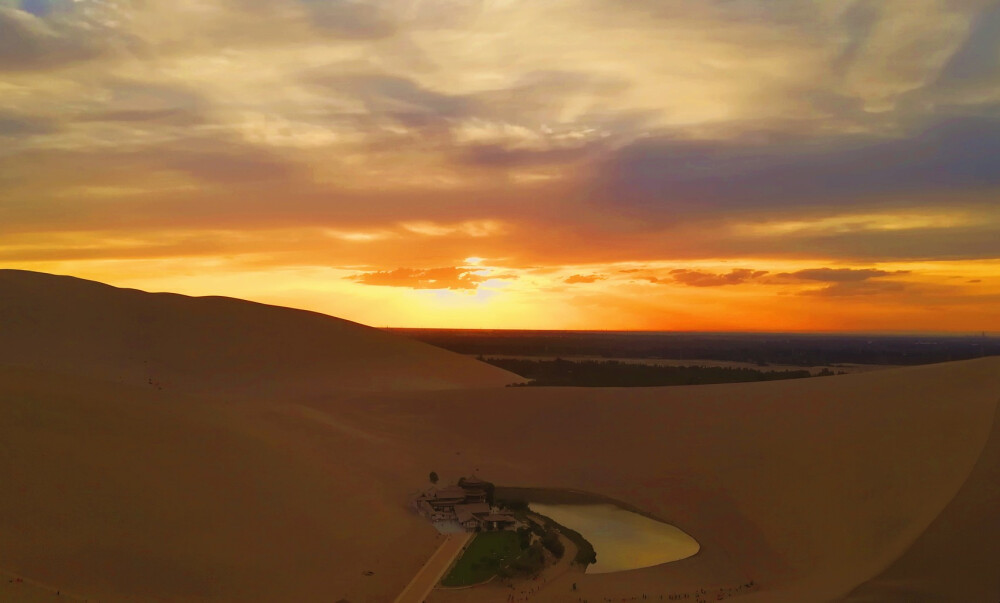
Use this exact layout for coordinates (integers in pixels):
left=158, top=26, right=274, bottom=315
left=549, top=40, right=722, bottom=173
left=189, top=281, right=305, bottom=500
left=2, top=0, right=999, bottom=331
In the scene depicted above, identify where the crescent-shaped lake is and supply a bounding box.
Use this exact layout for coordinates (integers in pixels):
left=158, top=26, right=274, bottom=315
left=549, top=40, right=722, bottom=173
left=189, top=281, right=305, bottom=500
left=530, top=503, right=700, bottom=573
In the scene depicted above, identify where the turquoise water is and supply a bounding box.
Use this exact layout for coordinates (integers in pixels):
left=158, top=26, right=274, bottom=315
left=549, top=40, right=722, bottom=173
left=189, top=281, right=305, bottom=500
left=530, top=503, right=700, bottom=573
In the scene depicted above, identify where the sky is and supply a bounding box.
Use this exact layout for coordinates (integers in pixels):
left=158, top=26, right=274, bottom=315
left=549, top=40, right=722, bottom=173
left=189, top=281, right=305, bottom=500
left=2, top=0, right=999, bottom=331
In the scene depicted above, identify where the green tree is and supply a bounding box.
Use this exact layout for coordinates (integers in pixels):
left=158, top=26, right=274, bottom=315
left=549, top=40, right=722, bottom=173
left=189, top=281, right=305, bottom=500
left=516, top=526, right=532, bottom=549
left=541, top=531, right=564, bottom=558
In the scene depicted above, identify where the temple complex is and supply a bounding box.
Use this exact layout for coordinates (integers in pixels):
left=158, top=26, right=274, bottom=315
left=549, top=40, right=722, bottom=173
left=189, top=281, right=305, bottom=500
left=411, top=476, right=518, bottom=533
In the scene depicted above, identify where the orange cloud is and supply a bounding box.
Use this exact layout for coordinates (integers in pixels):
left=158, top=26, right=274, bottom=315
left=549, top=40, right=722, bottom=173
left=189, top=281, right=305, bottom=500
left=778, top=268, right=910, bottom=282
left=668, top=269, right=769, bottom=287
left=349, top=267, right=486, bottom=290
left=565, top=274, right=606, bottom=284
left=798, top=280, right=908, bottom=297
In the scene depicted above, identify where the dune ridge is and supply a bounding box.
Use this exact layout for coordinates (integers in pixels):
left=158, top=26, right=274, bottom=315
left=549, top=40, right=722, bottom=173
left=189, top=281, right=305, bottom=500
left=1, top=270, right=998, bottom=602
left=0, top=269, right=521, bottom=396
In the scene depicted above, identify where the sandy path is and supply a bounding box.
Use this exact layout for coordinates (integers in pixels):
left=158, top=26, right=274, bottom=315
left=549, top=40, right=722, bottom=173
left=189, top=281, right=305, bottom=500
left=538, top=533, right=578, bottom=582
left=395, top=533, right=473, bottom=603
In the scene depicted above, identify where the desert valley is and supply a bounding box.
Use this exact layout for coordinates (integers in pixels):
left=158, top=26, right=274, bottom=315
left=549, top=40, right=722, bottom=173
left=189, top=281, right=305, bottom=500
left=2, top=269, right=999, bottom=602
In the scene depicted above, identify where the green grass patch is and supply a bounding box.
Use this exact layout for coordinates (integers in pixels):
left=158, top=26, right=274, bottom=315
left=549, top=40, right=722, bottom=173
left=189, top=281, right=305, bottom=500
left=441, top=531, right=522, bottom=587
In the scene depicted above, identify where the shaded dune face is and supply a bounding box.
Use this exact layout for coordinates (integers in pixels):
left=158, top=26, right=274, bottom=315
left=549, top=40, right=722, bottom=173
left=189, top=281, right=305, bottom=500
left=0, top=270, right=521, bottom=396
left=1, top=270, right=998, bottom=602
left=842, top=391, right=1000, bottom=602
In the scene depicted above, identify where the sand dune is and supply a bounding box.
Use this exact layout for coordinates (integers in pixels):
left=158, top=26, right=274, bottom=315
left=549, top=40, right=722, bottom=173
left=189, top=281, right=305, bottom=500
left=1, top=271, right=998, bottom=602
left=0, top=270, right=521, bottom=396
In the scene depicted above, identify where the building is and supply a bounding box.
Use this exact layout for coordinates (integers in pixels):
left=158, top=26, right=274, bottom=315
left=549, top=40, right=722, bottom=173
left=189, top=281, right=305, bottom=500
left=412, top=476, right=518, bottom=533
left=423, top=486, right=468, bottom=513
left=455, top=502, right=491, bottom=531
left=480, top=513, right=517, bottom=531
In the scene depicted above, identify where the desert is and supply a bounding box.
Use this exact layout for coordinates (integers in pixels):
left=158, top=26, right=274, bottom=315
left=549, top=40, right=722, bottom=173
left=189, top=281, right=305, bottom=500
left=2, top=270, right=998, bottom=602
left=4, top=0, right=1000, bottom=600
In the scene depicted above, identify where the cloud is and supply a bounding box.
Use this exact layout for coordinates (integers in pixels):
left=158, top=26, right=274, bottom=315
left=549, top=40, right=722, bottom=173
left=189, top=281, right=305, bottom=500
left=306, top=71, right=472, bottom=125
left=934, top=2, right=1000, bottom=88
left=399, top=220, right=505, bottom=237
left=622, top=264, right=923, bottom=292
left=76, top=80, right=206, bottom=126
left=832, top=0, right=881, bottom=75
left=668, top=268, right=768, bottom=287
left=564, top=274, right=606, bottom=284
left=0, top=110, right=57, bottom=136
left=0, top=4, right=129, bottom=71
left=0, top=7, right=74, bottom=70
left=591, top=115, right=1000, bottom=219
left=780, top=268, right=907, bottom=282
left=777, top=266, right=913, bottom=296
left=799, top=280, right=908, bottom=297
left=758, top=267, right=915, bottom=295
left=299, top=0, right=395, bottom=39
left=349, top=267, right=486, bottom=290
left=456, top=143, right=602, bottom=168
left=1, top=0, right=999, bottom=281
left=463, top=69, right=636, bottom=132
left=159, top=144, right=302, bottom=183
left=726, top=216, right=1000, bottom=263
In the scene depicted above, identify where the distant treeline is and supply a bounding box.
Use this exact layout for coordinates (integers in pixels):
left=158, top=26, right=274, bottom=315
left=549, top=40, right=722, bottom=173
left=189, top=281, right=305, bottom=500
left=482, top=357, right=830, bottom=387
left=398, top=329, right=1000, bottom=366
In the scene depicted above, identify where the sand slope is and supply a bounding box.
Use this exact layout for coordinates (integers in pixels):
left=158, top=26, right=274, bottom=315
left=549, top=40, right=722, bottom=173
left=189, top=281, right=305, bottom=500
left=1, top=271, right=998, bottom=602
left=0, top=365, right=442, bottom=602
left=0, top=270, right=521, bottom=396
left=356, top=359, right=999, bottom=603
left=843, top=380, right=1000, bottom=602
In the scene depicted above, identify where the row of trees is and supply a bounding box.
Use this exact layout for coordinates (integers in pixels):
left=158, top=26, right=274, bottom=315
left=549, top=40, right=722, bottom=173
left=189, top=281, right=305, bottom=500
left=497, top=498, right=597, bottom=569
left=408, top=329, right=999, bottom=366
left=499, top=522, right=564, bottom=578
left=486, top=357, right=823, bottom=387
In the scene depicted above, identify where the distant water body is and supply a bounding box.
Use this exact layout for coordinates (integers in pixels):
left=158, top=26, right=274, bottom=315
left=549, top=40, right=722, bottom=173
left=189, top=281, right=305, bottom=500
left=530, top=503, right=699, bottom=573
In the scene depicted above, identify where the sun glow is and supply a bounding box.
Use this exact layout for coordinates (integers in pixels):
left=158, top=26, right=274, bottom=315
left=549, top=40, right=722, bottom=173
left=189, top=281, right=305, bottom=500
left=1, top=0, right=998, bottom=332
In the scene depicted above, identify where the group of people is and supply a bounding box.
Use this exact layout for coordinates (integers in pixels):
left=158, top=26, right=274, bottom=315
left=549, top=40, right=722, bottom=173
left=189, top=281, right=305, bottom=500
left=570, top=579, right=758, bottom=603
left=497, top=570, right=756, bottom=603
left=6, top=576, right=65, bottom=597
left=501, top=573, right=550, bottom=601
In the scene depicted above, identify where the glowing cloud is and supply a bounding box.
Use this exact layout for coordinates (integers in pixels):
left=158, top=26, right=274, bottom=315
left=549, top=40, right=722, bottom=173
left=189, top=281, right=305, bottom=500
left=349, top=267, right=487, bottom=290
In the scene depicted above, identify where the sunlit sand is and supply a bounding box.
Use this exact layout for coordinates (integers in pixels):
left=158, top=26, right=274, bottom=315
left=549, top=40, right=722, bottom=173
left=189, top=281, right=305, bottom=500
left=2, top=271, right=999, bottom=602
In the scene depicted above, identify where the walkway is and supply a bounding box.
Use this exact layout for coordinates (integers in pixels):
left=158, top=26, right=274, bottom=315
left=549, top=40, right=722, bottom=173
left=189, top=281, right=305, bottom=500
left=394, top=532, right=473, bottom=603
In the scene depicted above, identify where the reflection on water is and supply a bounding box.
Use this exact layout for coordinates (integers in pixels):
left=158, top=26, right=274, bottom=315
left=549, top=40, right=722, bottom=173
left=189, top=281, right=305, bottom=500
left=530, top=503, right=699, bottom=574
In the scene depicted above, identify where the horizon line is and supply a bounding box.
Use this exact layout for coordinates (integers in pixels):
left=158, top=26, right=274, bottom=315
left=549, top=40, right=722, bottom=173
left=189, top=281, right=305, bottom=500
left=382, top=327, right=1000, bottom=338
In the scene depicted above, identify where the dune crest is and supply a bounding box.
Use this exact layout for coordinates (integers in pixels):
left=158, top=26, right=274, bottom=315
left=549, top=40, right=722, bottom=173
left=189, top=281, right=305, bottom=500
left=0, top=270, right=520, bottom=397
